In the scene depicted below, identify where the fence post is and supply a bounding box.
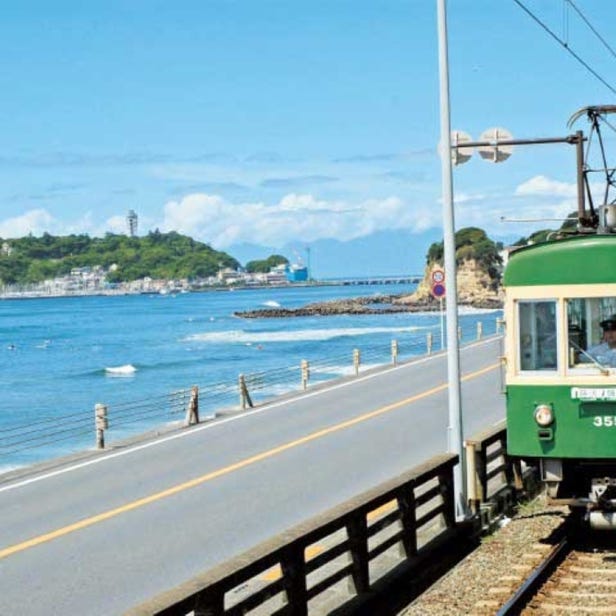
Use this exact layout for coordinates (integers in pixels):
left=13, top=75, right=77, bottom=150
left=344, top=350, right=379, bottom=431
left=193, top=589, right=225, bottom=616
left=465, top=440, right=480, bottom=514
left=476, top=321, right=483, bottom=340
left=353, top=349, right=361, bottom=376
left=301, top=359, right=310, bottom=390
left=426, top=332, right=433, bottom=355
left=185, top=385, right=199, bottom=426
left=347, top=516, right=369, bottom=595
left=398, top=487, right=418, bottom=558
left=391, top=339, right=398, bottom=365
left=95, top=403, right=108, bottom=449
left=239, top=374, right=253, bottom=410
left=280, top=545, right=308, bottom=615
left=496, top=317, right=504, bottom=334
left=457, top=326, right=462, bottom=343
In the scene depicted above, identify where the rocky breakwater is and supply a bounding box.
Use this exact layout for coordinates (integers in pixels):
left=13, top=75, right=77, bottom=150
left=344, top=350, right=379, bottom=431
left=234, top=295, right=418, bottom=318
left=234, top=260, right=502, bottom=319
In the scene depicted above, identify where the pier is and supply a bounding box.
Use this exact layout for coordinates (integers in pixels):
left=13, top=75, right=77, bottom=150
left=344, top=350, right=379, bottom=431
left=322, top=275, right=422, bottom=286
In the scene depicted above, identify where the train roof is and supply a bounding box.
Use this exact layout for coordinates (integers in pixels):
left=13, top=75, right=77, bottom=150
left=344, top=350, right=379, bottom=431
left=503, top=234, right=616, bottom=287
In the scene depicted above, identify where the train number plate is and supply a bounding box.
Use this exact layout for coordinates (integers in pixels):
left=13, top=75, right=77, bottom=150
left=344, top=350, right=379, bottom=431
left=592, top=416, right=616, bottom=427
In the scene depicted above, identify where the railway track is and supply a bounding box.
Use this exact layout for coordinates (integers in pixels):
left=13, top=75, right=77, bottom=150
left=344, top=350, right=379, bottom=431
left=497, top=531, right=616, bottom=615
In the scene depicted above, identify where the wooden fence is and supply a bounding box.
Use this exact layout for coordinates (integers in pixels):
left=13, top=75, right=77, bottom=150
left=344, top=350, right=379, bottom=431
left=125, top=454, right=459, bottom=615
left=125, top=426, right=521, bottom=616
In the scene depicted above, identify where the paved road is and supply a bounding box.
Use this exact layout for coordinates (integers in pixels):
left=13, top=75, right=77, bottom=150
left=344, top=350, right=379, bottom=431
left=0, top=337, right=503, bottom=615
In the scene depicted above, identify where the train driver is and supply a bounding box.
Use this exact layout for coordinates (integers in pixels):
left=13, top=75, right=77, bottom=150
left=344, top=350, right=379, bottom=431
left=586, top=315, right=616, bottom=367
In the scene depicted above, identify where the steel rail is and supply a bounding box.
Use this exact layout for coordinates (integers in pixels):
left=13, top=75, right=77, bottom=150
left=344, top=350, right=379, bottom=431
left=496, top=535, right=570, bottom=615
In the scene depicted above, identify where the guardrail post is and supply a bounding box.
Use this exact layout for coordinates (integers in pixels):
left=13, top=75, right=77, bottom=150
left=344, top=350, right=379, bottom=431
left=457, top=325, right=462, bottom=343
left=391, top=339, right=398, bottom=365
left=426, top=332, right=433, bottom=354
left=476, top=321, right=483, bottom=340
left=301, top=359, right=309, bottom=390
left=185, top=386, right=199, bottom=426
left=95, top=403, right=108, bottom=449
left=353, top=348, right=361, bottom=375
left=239, top=374, right=253, bottom=410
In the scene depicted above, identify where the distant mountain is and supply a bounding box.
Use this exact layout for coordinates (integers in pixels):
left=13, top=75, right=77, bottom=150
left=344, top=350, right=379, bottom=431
left=227, top=229, right=443, bottom=279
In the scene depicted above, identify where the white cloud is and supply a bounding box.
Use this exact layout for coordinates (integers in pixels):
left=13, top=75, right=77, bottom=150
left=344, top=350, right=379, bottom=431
left=105, top=215, right=131, bottom=235
left=158, top=192, right=431, bottom=248
left=0, top=209, right=57, bottom=237
left=515, top=175, right=577, bottom=198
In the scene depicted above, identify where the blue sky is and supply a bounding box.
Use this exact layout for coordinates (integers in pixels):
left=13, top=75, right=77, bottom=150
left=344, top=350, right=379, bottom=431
left=0, top=1, right=614, bottom=277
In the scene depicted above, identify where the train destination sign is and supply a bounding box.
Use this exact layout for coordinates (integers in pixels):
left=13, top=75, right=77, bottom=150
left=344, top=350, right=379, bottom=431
left=571, top=387, right=616, bottom=401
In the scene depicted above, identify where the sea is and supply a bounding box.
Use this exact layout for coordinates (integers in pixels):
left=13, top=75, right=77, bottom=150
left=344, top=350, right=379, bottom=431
left=0, top=283, right=501, bottom=472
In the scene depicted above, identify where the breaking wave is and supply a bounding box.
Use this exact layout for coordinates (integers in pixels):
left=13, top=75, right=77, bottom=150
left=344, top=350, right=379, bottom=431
left=105, top=364, right=137, bottom=377
left=185, top=325, right=426, bottom=344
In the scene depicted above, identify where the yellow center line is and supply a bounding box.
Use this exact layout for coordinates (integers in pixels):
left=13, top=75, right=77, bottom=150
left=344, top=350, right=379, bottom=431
left=0, top=362, right=499, bottom=560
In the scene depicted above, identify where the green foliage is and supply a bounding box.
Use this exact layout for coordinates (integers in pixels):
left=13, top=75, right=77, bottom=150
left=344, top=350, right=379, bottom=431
left=560, top=211, right=578, bottom=231
left=426, top=227, right=502, bottom=282
left=245, top=254, right=289, bottom=273
left=512, top=229, right=553, bottom=246
left=513, top=211, right=579, bottom=246
left=0, top=232, right=240, bottom=284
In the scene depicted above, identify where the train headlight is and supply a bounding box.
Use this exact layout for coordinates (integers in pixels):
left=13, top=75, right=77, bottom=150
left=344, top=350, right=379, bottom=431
left=534, top=404, right=554, bottom=427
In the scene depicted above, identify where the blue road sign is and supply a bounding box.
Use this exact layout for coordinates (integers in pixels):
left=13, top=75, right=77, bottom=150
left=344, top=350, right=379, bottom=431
left=431, top=282, right=446, bottom=298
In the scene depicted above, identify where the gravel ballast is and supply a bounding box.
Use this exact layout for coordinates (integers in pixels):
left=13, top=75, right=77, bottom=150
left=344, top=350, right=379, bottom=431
left=400, top=498, right=568, bottom=616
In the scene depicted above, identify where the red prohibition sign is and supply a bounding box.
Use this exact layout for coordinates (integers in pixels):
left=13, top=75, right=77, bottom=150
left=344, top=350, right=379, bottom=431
left=432, top=269, right=445, bottom=284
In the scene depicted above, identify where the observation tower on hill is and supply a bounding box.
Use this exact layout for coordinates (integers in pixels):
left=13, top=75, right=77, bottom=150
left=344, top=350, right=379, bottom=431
left=127, top=210, right=138, bottom=237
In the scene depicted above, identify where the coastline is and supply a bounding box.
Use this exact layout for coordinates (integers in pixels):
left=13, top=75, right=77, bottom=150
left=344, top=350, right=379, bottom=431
left=234, top=293, right=503, bottom=318
left=0, top=278, right=417, bottom=301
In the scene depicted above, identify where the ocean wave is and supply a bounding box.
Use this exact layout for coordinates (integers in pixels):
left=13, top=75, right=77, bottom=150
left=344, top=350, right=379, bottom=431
left=262, top=300, right=281, bottom=308
left=105, top=364, right=137, bottom=377
left=458, top=306, right=501, bottom=315
left=184, top=325, right=427, bottom=344
left=0, top=464, right=24, bottom=476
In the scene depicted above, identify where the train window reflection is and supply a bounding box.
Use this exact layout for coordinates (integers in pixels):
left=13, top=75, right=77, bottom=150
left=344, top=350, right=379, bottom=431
left=518, top=301, right=558, bottom=371
left=567, top=297, right=616, bottom=368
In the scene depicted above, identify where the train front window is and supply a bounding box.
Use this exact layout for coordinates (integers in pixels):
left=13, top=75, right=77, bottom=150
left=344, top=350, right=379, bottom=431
left=567, top=297, right=616, bottom=369
left=518, top=301, right=558, bottom=371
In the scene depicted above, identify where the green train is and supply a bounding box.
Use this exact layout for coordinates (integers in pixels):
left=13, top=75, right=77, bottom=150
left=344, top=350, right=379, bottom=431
left=504, top=106, right=616, bottom=529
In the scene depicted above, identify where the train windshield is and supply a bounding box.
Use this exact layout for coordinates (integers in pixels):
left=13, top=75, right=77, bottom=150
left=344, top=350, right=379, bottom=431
left=518, top=300, right=558, bottom=371
left=567, top=297, right=616, bottom=369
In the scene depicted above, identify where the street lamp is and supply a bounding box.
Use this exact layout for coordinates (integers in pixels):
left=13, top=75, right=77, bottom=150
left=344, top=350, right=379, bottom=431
left=436, top=0, right=466, bottom=519
left=436, top=1, right=585, bottom=519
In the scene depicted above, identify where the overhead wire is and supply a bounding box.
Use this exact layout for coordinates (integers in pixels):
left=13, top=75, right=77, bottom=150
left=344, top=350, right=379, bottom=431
left=512, top=0, right=616, bottom=96
left=565, top=0, right=616, bottom=60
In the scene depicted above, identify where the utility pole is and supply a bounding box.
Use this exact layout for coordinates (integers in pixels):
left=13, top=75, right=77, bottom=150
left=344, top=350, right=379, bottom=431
left=436, top=0, right=466, bottom=518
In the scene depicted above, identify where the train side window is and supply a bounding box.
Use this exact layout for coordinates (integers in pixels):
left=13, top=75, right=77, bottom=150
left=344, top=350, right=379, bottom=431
left=518, top=301, right=558, bottom=371
left=567, top=297, right=616, bottom=369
